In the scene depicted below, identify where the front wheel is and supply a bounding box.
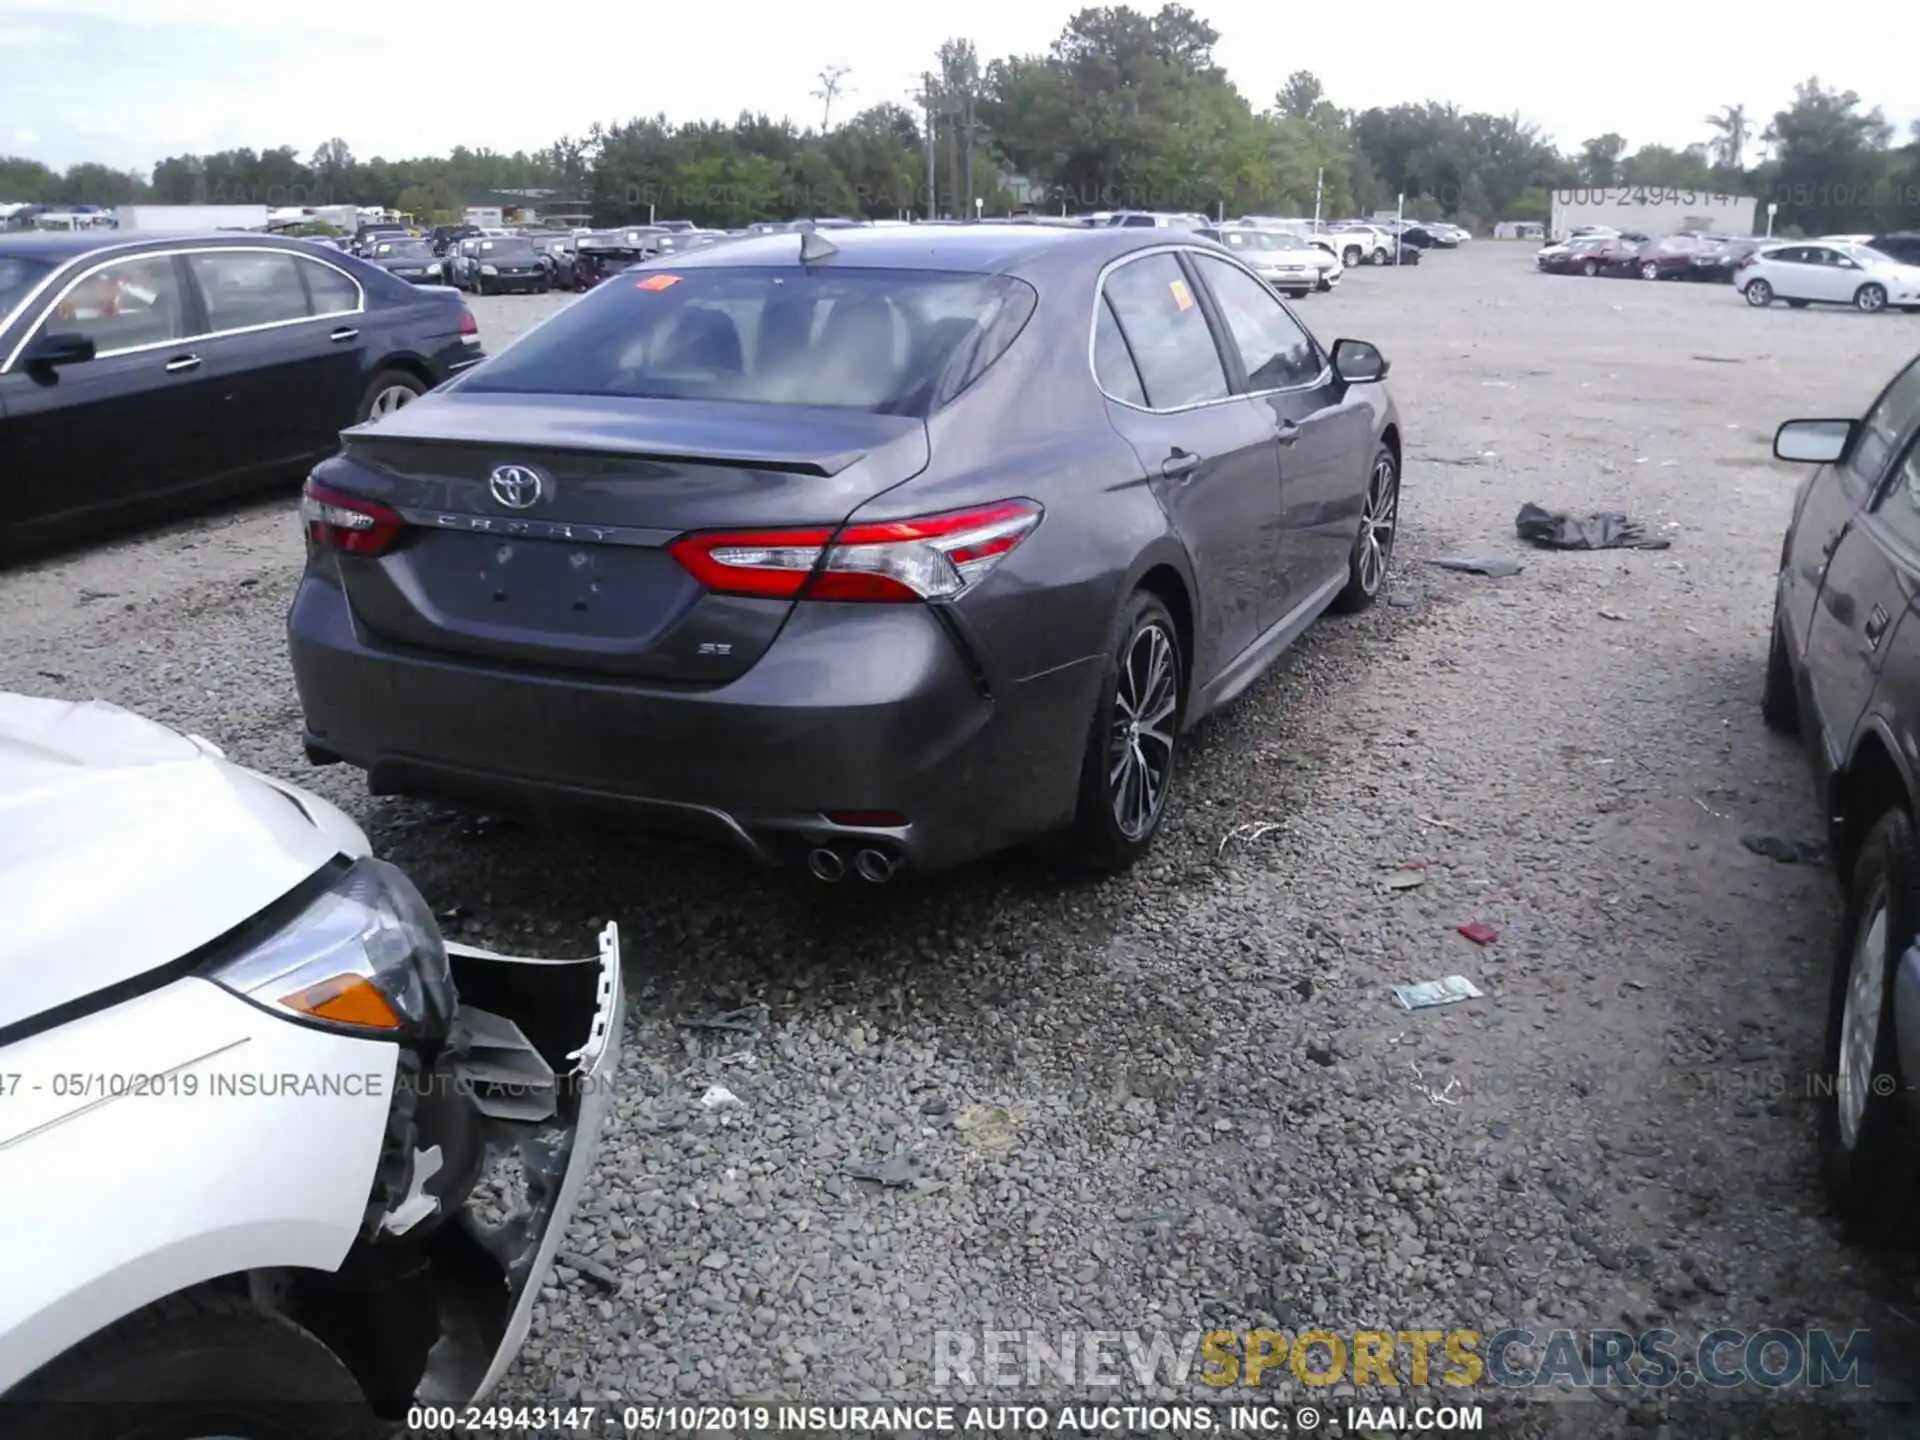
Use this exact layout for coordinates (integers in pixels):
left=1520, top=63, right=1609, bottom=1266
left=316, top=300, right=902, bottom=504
left=1059, top=591, right=1183, bottom=872
left=6, top=1290, right=380, bottom=1440
left=1332, top=444, right=1400, bottom=614
left=1745, top=279, right=1773, bottom=306
left=1820, top=808, right=1920, bottom=1243
left=1856, top=283, right=1889, bottom=314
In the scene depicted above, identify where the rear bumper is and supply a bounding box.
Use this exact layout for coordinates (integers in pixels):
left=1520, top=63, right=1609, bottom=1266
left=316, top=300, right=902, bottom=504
left=287, top=574, right=1093, bottom=871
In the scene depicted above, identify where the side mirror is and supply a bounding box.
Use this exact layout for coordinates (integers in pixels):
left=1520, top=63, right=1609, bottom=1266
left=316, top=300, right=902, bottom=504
left=1331, top=338, right=1389, bottom=384
left=1773, top=418, right=1855, bottom=464
left=24, top=331, right=96, bottom=369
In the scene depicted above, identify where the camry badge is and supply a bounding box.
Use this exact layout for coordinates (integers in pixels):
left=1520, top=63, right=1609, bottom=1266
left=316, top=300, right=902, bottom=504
left=488, top=464, right=545, bottom=509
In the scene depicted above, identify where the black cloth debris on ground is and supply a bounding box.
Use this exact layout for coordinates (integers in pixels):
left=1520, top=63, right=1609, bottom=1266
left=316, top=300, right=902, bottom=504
left=1740, top=834, right=1828, bottom=866
left=1516, top=503, right=1672, bottom=551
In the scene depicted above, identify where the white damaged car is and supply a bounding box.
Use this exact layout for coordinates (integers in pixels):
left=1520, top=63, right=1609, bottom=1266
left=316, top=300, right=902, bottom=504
left=0, top=693, right=623, bottom=1439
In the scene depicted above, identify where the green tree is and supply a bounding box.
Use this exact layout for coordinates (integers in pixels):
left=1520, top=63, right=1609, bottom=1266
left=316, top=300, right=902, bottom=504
left=1578, top=133, right=1627, bottom=185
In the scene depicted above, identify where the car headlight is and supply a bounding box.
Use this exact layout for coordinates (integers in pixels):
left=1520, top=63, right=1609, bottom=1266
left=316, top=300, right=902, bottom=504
left=480, top=263, right=499, bottom=275
left=426, top=262, right=441, bottom=274
left=206, top=858, right=455, bottom=1039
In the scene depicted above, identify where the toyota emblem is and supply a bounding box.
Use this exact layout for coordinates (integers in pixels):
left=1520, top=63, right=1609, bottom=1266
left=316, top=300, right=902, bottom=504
left=488, top=464, right=546, bottom=509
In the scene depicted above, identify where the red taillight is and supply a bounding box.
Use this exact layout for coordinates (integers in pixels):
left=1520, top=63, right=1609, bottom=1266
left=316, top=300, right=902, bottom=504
left=459, top=309, right=479, bottom=337
left=300, top=479, right=406, bottom=556
left=667, top=500, right=1044, bottom=603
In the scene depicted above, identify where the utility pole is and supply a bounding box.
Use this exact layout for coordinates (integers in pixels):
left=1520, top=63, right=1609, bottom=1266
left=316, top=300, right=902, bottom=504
left=946, top=94, right=959, bottom=220
left=963, top=89, right=975, bottom=216
left=921, top=73, right=937, bottom=220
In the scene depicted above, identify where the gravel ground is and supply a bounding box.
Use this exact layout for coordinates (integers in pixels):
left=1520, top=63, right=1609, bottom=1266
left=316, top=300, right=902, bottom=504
left=8, top=247, right=1920, bottom=1437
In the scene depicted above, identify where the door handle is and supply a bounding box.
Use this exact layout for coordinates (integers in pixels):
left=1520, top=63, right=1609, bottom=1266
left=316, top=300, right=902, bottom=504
left=1865, top=607, right=1890, bottom=648
left=1275, top=419, right=1301, bottom=446
left=1162, top=449, right=1202, bottom=481
left=163, top=354, right=201, bottom=373
left=329, top=327, right=360, bottom=343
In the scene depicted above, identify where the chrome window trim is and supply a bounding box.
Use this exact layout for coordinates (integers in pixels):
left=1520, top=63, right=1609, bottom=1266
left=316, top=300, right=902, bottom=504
left=2, top=243, right=366, bottom=374
left=1088, top=243, right=1331, bottom=416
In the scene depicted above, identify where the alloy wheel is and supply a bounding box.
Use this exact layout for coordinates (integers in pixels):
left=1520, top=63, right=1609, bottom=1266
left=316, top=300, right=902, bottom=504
left=1746, top=280, right=1772, bottom=306
left=1108, top=623, right=1177, bottom=840
left=1641, top=262, right=1659, bottom=280
left=1857, top=284, right=1887, bottom=313
left=1358, top=452, right=1399, bottom=594
left=369, top=385, right=417, bottom=418
left=1837, top=894, right=1889, bottom=1152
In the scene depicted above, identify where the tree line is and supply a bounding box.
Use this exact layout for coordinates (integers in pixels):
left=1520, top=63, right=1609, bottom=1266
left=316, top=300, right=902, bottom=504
left=4, top=5, right=1916, bottom=237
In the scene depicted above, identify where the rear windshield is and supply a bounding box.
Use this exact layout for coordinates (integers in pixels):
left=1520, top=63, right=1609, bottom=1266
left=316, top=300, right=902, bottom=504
left=460, top=266, right=1037, bottom=417
left=480, top=239, right=536, bottom=256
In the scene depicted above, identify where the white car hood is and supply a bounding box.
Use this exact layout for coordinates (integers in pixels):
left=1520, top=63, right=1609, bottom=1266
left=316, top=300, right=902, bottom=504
left=0, top=694, right=370, bottom=1034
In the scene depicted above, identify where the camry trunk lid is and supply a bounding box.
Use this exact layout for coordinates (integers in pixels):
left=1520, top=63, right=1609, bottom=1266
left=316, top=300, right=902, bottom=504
left=312, top=391, right=929, bottom=685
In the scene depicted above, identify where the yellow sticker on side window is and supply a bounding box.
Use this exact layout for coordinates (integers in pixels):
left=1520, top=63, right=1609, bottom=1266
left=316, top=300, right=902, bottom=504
left=1169, top=278, right=1194, bottom=311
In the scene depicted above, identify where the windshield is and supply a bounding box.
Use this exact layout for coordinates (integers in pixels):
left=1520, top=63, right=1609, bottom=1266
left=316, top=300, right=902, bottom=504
left=0, top=255, right=56, bottom=318
left=461, top=266, right=1037, bottom=417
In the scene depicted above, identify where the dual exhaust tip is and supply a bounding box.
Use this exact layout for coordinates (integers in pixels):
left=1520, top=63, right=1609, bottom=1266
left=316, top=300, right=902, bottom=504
left=807, top=845, right=899, bottom=884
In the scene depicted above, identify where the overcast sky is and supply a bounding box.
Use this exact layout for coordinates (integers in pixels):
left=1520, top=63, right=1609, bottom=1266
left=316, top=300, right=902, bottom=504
left=0, top=0, right=1911, bottom=174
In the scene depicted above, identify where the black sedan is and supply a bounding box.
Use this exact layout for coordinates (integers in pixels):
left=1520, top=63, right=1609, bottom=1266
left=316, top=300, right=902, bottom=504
left=1763, top=350, right=1920, bottom=1240
left=0, top=231, right=482, bottom=558
left=1685, top=237, right=1764, bottom=283
left=363, top=238, right=448, bottom=284
left=463, top=236, right=550, bottom=295
left=572, top=235, right=656, bottom=286
left=287, top=226, right=1402, bottom=881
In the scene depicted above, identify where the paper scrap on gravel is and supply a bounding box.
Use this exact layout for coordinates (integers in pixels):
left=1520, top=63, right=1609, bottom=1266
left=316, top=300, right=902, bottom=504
left=1394, top=976, right=1485, bottom=1010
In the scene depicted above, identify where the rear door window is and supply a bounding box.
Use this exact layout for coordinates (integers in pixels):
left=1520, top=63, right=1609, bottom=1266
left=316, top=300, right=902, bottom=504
left=299, top=258, right=360, bottom=317
left=187, top=251, right=310, bottom=332
left=1100, top=252, right=1230, bottom=410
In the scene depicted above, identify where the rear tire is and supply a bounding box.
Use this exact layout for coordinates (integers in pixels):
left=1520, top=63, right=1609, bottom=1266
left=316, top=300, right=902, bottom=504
left=1059, top=591, right=1183, bottom=872
left=1342, top=245, right=1362, bottom=268
left=1582, top=259, right=1599, bottom=277
left=356, top=369, right=426, bottom=423
left=1745, top=279, right=1773, bottom=306
left=1332, top=444, right=1400, bottom=613
left=1762, top=609, right=1800, bottom=735
left=1820, top=809, right=1920, bottom=1243
left=6, top=1289, right=380, bottom=1440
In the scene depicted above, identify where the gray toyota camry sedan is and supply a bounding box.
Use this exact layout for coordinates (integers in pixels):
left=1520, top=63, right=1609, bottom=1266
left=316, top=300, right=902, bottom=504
left=288, top=224, right=1402, bottom=880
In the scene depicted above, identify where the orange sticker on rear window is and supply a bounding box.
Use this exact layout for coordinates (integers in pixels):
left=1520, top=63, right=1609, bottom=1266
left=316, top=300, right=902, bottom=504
left=635, top=273, right=681, bottom=291
left=1169, top=278, right=1194, bottom=311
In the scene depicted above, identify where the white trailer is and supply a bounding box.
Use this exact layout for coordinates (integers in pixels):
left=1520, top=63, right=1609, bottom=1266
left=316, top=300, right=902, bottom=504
left=1549, top=187, right=1756, bottom=242
left=114, top=204, right=272, bottom=232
